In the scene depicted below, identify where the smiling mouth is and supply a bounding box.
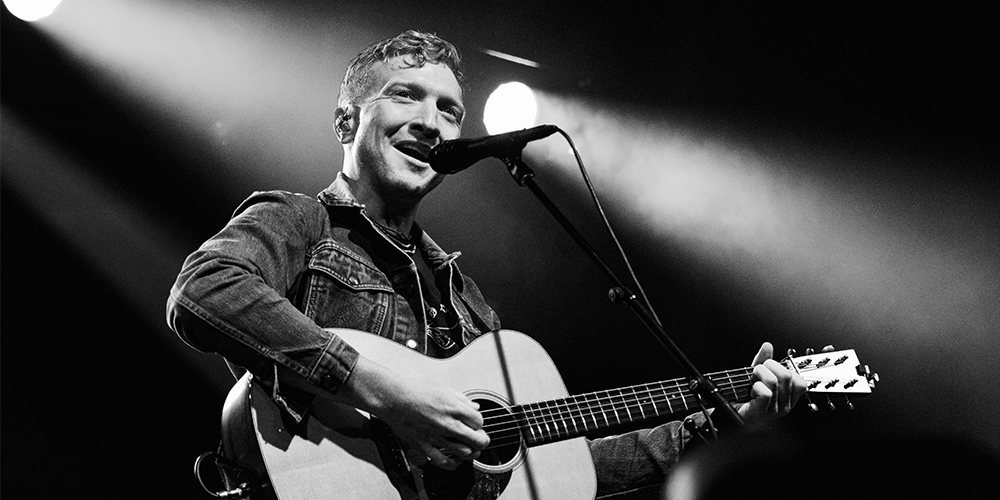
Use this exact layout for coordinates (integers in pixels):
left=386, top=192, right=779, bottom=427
left=394, top=143, right=431, bottom=164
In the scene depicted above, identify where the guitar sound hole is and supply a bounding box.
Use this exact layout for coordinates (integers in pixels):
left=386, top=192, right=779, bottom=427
left=473, top=398, right=521, bottom=468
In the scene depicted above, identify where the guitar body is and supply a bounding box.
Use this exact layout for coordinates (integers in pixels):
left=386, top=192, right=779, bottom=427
left=221, top=329, right=597, bottom=500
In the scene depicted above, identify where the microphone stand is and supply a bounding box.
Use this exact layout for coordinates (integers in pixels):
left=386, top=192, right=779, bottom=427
left=501, top=155, right=745, bottom=430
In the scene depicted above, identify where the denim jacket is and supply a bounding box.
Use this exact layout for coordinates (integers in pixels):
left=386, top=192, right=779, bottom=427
left=168, top=173, right=500, bottom=392
left=167, top=173, right=703, bottom=499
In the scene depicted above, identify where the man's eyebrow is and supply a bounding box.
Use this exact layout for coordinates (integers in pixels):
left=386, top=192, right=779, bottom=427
left=379, top=76, right=465, bottom=115
left=381, top=79, right=414, bottom=92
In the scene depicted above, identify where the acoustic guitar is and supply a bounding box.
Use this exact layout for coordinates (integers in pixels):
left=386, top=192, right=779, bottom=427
left=220, top=328, right=875, bottom=499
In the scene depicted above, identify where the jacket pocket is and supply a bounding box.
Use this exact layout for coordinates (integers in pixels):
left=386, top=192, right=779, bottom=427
left=301, top=241, right=393, bottom=334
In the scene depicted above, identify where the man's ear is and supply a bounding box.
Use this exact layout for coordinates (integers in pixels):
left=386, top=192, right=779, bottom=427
left=334, top=105, right=359, bottom=143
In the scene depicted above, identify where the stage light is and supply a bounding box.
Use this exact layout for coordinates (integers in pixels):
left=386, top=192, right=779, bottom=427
left=4, top=0, right=61, bottom=21
left=484, top=82, right=537, bottom=134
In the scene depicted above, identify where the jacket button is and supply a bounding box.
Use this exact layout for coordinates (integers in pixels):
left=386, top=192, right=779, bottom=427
left=320, top=374, right=334, bottom=388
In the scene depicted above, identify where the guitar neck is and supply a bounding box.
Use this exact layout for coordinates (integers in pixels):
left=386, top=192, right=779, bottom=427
left=491, top=367, right=754, bottom=448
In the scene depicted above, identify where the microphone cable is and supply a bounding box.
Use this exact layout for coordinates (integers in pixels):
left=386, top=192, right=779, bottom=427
left=555, top=127, right=727, bottom=437
left=553, top=127, right=663, bottom=328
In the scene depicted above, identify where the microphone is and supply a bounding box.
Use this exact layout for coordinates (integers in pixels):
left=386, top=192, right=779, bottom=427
left=429, top=124, right=559, bottom=174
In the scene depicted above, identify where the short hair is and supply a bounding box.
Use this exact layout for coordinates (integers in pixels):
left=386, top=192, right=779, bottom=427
left=337, top=30, right=465, bottom=108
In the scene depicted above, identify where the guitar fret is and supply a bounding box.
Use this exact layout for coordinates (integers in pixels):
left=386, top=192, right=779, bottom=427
left=569, top=395, right=583, bottom=434
left=632, top=386, right=646, bottom=420
left=540, top=400, right=554, bottom=440
left=643, top=384, right=657, bottom=417
left=661, top=383, right=674, bottom=414
left=725, top=371, right=740, bottom=401
left=550, top=400, right=564, bottom=438
left=722, top=373, right=736, bottom=397
left=556, top=399, right=573, bottom=436
left=680, top=381, right=689, bottom=410
left=732, top=371, right=746, bottom=400
left=585, top=394, right=597, bottom=432
left=587, top=396, right=596, bottom=433
left=520, top=403, right=532, bottom=442
left=552, top=399, right=567, bottom=438
left=527, top=403, right=542, bottom=443
left=648, top=384, right=660, bottom=417
left=564, top=396, right=580, bottom=434
left=578, top=394, right=591, bottom=431
left=617, top=388, right=631, bottom=423
left=563, top=398, right=575, bottom=436
left=584, top=392, right=596, bottom=429
left=539, top=401, right=553, bottom=441
left=539, top=401, right=553, bottom=439
left=602, top=390, right=612, bottom=427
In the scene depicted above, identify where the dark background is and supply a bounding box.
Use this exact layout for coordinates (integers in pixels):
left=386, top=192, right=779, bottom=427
left=3, top=1, right=997, bottom=498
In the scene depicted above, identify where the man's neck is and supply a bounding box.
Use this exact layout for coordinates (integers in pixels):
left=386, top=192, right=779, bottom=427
left=341, top=172, right=419, bottom=235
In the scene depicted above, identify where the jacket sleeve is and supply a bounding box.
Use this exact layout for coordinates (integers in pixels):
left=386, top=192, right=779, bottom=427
left=589, top=411, right=710, bottom=498
left=166, top=191, right=359, bottom=395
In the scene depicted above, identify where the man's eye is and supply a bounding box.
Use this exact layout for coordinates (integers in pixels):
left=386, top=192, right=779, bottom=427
left=441, top=106, right=464, bottom=122
left=393, top=90, right=413, bottom=99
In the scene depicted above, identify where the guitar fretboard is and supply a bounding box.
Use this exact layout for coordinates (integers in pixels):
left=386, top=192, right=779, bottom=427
left=482, top=368, right=755, bottom=449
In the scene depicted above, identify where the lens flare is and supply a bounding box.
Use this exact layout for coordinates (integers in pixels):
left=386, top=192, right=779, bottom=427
left=4, top=0, right=61, bottom=21
left=484, top=82, right=537, bottom=134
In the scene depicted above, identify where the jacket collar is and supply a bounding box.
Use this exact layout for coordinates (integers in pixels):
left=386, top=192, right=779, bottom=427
left=317, top=172, right=365, bottom=209
left=317, top=172, right=463, bottom=273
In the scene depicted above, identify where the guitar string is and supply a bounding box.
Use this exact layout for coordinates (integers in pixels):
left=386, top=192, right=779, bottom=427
left=478, top=366, right=755, bottom=424
left=487, top=378, right=756, bottom=430
left=479, top=375, right=758, bottom=447
left=482, top=380, right=758, bottom=448
left=475, top=359, right=851, bottom=447
left=483, top=371, right=853, bottom=448
left=479, top=364, right=852, bottom=446
left=477, top=358, right=842, bottom=429
left=477, top=368, right=754, bottom=427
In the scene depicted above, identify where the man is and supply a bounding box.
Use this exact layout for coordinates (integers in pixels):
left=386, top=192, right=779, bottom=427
left=167, top=30, right=806, bottom=498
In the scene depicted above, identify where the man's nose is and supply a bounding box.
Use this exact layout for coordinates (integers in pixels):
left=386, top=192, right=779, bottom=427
left=410, top=103, right=441, bottom=139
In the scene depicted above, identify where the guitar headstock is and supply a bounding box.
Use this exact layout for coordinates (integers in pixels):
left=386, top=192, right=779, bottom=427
left=784, top=348, right=878, bottom=397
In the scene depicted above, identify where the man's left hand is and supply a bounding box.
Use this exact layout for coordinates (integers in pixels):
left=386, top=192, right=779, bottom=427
left=737, top=342, right=808, bottom=424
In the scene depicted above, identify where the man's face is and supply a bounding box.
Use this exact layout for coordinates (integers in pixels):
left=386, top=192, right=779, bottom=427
left=348, top=56, right=465, bottom=203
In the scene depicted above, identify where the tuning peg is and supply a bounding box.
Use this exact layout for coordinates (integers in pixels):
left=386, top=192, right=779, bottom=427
left=804, top=394, right=819, bottom=412
left=857, top=364, right=880, bottom=388
left=805, top=347, right=815, bottom=355
left=786, top=348, right=798, bottom=358
left=844, top=397, right=855, bottom=411
left=825, top=396, right=836, bottom=411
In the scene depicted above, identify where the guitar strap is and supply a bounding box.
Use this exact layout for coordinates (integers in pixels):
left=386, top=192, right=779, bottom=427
left=268, top=363, right=307, bottom=424
left=453, top=286, right=497, bottom=335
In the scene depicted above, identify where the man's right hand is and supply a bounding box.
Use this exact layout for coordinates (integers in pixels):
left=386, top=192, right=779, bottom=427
left=341, top=355, right=490, bottom=470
